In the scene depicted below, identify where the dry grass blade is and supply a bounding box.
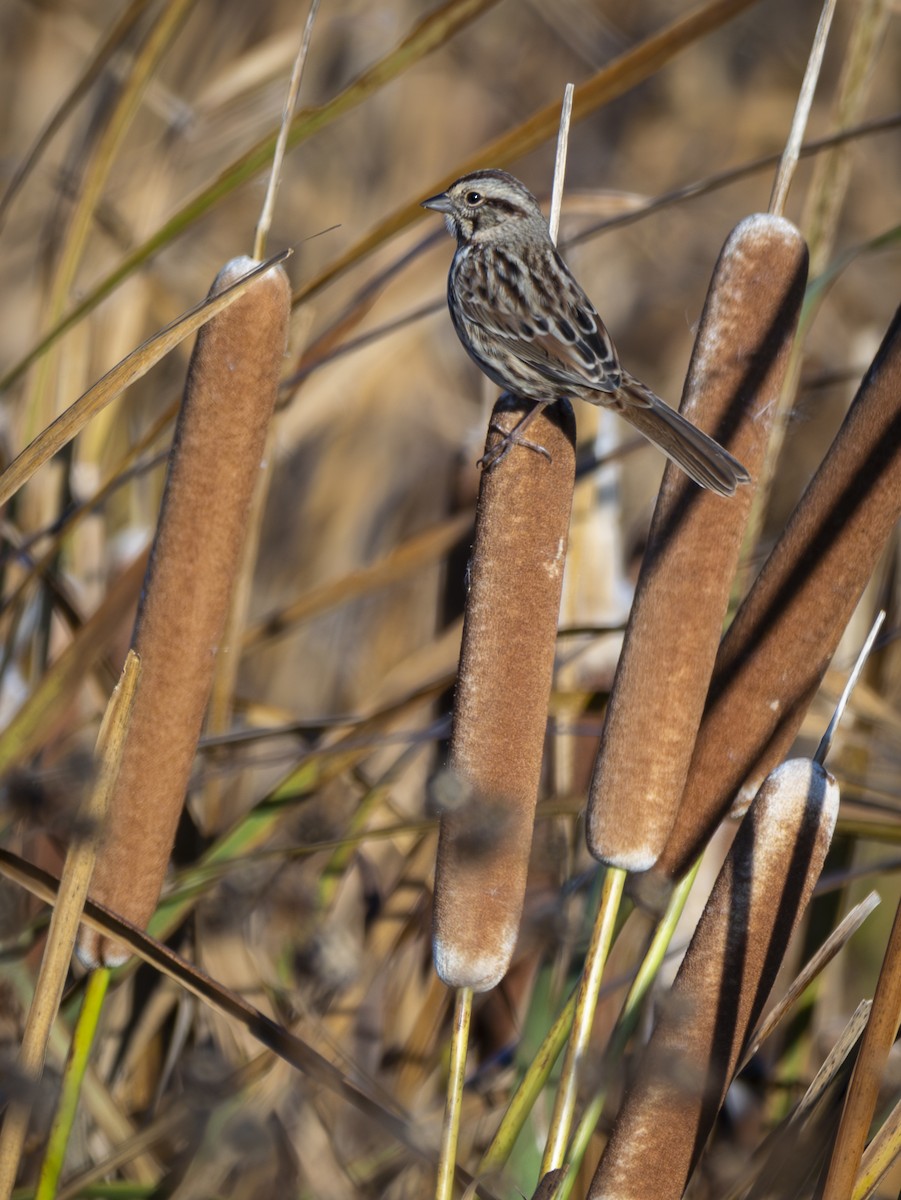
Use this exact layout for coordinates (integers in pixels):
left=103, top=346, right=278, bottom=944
left=738, top=1001, right=871, bottom=1200
left=548, top=84, right=574, bottom=244
left=764, top=4, right=890, bottom=499
left=0, top=0, right=152, bottom=228
left=818, top=893, right=901, bottom=1198
left=22, top=0, right=195, bottom=446
left=253, top=0, right=320, bottom=260
left=0, top=848, right=440, bottom=1177
left=802, top=0, right=893, bottom=276
left=741, top=891, right=880, bottom=1071
left=794, top=1001, right=872, bottom=1125
left=0, top=652, right=140, bottom=1200
left=0, top=252, right=289, bottom=510
left=0, top=551, right=147, bottom=774
left=0, top=0, right=499, bottom=394
left=296, top=0, right=762, bottom=305
left=243, top=511, right=473, bottom=648
left=815, top=611, right=886, bottom=764
left=855, top=1090, right=901, bottom=1199
left=769, top=0, right=839, bottom=216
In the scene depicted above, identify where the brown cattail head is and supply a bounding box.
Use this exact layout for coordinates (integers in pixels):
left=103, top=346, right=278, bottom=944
left=78, top=257, right=290, bottom=967
left=588, top=215, right=808, bottom=871
left=636, top=306, right=901, bottom=904
left=589, top=758, right=838, bottom=1200
left=432, top=398, right=576, bottom=992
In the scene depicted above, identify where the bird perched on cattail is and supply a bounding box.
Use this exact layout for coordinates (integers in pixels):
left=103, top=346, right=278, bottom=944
left=422, top=168, right=749, bottom=496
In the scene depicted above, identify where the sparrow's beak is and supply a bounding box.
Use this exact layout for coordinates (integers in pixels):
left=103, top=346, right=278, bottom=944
left=421, top=191, right=453, bottom=214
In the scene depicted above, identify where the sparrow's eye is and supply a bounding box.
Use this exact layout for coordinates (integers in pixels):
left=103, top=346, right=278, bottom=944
left=464, top=190, right=483, bottom=206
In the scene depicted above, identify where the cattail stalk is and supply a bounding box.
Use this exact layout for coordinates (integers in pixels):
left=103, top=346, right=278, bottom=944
left=642, top=306, right=901, bottom=897
left=589, top=758, right=839, bottom=1198
left=78, top=257, right=290, bottom=967
left=588, top=214, right=808, bottom=870
left=434, top=986, right=473, bottom=1200
left=432, top=399, right=576, bottom=991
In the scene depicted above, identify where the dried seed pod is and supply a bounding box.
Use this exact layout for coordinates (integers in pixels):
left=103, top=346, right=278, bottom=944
left=78, top=257, right=290, bottom=967
left=432, top=398, right=576, bottom=992
left=589, top=758, right=839, bottom=1200
left=641, top=307, right=901, bottom=899
left=588, top=215, right=808, bottom=871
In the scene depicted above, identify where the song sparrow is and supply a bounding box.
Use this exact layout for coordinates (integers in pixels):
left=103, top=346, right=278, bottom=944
left=422, top=169, right=750, bottom=496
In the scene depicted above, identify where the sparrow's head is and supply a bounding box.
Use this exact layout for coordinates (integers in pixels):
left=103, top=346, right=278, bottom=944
left=421, top=170, right=546, bottom=246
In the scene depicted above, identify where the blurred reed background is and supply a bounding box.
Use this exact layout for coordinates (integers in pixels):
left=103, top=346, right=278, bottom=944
left=0, top=0, right=900, bottom=1196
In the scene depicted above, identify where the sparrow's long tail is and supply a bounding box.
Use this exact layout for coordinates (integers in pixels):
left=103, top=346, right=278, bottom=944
left=617, top=376, right=751, bottom=497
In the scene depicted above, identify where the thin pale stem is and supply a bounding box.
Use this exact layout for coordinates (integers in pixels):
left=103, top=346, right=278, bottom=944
left=254, top=0, right=320, bottom=259
left=815, top=610, right=885, bottom=764
left=480, top=862, right=698, bottom=1179
left=479, top=987, right=577, bottom=1175
left=611, top=860, right=699, bottom=1061
left=478, top=85, right=574, bottom=472
left=540, top=867, right=626, bottom=1175
left=549, top=83, right=574, bottom=245
left=769, top=0, right=839, bottom=214
left=553, top=862, right=700, bottom=1199
left=436, top=986, right=473, bottom=1200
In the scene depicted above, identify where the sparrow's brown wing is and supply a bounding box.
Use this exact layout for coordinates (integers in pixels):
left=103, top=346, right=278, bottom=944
left=451, top=244, right=628, bottom=399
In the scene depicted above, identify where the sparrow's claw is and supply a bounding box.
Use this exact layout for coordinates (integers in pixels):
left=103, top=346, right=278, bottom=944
left=477, top=421, right=553, bottom=470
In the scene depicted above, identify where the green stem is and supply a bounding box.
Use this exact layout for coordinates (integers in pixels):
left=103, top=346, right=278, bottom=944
left=554, top=862, right=700, bottom=1199
left=36, top=968, right=111, bottom=1200
left=541, top=868, right=626, bottom=1175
